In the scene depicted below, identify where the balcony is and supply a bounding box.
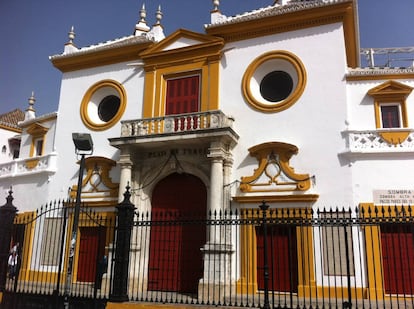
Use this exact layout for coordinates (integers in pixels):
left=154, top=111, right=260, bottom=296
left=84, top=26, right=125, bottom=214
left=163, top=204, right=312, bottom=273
left=340, top=129, right=414, bottom=156
left=112, top=110, right=238, bottom=150
left=121, top=110, right=234, bottom=136
left=0, top=152, right=58, bottom=179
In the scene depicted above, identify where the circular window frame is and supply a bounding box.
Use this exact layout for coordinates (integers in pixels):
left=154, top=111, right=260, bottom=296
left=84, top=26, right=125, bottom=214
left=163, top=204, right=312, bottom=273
left=80, top=80, right=127, bottom=131
left=242, top=51, right=306, bottom=113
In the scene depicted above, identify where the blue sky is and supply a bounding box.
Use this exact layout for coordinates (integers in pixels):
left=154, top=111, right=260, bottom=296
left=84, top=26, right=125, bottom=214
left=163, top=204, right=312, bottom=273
left=1, top=0, right=413, bottom=116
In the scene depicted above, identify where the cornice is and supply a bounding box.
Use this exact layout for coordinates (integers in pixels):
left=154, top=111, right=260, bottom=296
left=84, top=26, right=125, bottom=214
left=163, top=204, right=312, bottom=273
left=206, top=1, right=358, bottom=68
left=0, top=122, right=22, bottom=133
left=346, top=68, right=414, bottom=81
left=18, top=112, right=57, bottom=128
left=50, top=37, right=153, bottom=72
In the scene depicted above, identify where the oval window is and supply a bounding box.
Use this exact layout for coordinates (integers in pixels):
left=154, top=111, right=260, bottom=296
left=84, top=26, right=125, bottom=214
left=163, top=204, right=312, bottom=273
left=260, top=71, right=293, bottom=102
left=242, top=51, right=306, bottom=113
left=80, top=80, right=126, bottom=131
left=98, top=95, right=121, bottom=122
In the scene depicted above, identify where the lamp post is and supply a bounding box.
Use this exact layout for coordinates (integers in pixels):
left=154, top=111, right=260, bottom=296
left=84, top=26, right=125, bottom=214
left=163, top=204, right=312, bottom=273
left=63, top=133, right=93, bottom=308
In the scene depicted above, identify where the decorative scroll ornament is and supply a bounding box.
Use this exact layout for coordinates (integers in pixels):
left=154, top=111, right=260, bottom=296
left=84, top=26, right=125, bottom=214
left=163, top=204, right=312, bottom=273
left=240, top=142, right=311, bottom=193
left=70, top=156, right=119, bottom=200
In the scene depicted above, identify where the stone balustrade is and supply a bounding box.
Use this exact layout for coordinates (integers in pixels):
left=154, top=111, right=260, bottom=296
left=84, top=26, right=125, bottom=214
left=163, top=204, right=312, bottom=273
left=0, top=152, right=58, bottom=178
left=342, top=129, right=414, bottom=154
left=120, top=110, right=234, bottom=137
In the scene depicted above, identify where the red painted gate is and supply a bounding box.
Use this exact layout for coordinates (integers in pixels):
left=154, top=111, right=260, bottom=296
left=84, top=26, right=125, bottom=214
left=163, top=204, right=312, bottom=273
left=77, top=227, right=105, bottom=282
left=148, top=173, right=207, bottom=293
left=381, top=224, right=414, bottom=295
left=256, top=224, right=298, bottom=292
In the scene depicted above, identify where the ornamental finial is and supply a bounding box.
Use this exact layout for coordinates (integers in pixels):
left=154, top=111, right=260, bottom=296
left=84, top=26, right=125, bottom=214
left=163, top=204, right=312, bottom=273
left=213, top=0, right=220, bottom=11
left=139, top=3, right=147, bottom=23
left=155, top=5, right=163, bottom=25
left=68, top=26, right=75, bottom=44
left=135, top=3, right=150, bottom=35
left=27, top=91, right=36, bottom=112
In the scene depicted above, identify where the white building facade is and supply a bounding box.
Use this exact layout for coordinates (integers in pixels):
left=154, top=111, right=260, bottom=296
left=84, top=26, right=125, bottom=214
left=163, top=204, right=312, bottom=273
left=1, top=0, right=414, bottom=302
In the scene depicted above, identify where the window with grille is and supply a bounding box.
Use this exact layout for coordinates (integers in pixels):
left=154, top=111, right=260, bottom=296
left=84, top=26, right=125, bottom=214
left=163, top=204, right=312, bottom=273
left=40, top=218, right=64, bottom=266
left=320, top=211, right=355, bottom=276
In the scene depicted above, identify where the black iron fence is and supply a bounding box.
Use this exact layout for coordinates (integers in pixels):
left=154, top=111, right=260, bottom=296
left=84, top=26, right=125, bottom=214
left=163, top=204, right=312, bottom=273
left=2, top=200, right=414, bottom=308
left=1, top=200, right=114, bottom=308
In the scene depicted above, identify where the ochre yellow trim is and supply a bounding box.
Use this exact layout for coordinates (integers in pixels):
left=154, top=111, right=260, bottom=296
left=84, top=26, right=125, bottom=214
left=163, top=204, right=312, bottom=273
left=236, top=208, right=316, bottom=297
left=379, top=130, right=411, bottom=145
left=14, top=211, right=36, bottom=282
left=80, top=80, right=127, bottom=131
left=242, top=51, right=306, bottom=113
left=233, top=194, right=319, bottom=203
left=17, top=211, right=116, bottom=285
left=70, top=156, right=119, bottom=199
left=26, top=123, right=48, bottom=157
left=20, top=114, right=57, bottom=127
left=140, top=29, right=224, bottom=67
left=140, top=29, right=223, bottom=117
left=26, top=123, right=48, bottom=137
left=0, top=123, right=21, bottom=133
left=25, top=158, right=40, bottom=170
left=346, top=73, right=414, bottom=81
left=240, top=142, right=312, bottom=193
left=206, top=1, right=358, bottom=68
left=51, top=41, right=153, bottom=73
left=368, top=80, right=413, bottom=144
left=358, top=203, right=414, bottom=300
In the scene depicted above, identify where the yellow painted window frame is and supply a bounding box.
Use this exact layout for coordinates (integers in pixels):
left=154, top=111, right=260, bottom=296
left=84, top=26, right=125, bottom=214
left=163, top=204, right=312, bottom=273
left=26, top=123, right=48, bottom=159
left=374, top=100, right=407, bottom=129
left=142, top=60, right=220, bottom=118
left=368, top=80, right=413, bottom=145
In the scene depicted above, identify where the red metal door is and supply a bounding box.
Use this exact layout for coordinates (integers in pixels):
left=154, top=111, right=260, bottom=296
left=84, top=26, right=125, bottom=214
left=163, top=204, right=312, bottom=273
left=256, top=225, right=298, bottom=292
left=77, top=227, right=105, bottom=282
left=148, top=173, right=206, bottom=293
left=381, top=224, right=414, bottom=294
left=166, top=75, right=200, bottom=130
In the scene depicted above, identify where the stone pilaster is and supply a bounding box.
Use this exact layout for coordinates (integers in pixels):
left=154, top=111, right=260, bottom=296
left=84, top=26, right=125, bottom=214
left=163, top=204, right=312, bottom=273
left=118, top=154, right=133, bottom=202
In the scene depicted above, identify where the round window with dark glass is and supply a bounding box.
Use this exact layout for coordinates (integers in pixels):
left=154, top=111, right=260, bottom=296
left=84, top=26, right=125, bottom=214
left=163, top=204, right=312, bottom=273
left=260, top=71, right=293, bottom=102
left=98, top=95, right=121, bottom=122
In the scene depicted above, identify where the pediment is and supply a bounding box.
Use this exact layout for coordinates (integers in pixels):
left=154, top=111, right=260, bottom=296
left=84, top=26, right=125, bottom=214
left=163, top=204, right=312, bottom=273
left=26, top=123, right=48, bottom=136
left=140, top=29, right=224, bottom=65
left=368, top=80, right=413, bottom=98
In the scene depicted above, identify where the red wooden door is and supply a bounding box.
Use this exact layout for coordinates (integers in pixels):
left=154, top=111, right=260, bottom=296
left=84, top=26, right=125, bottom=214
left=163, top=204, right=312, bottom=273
left=77, top=227, right=105, bottom=282
left=256, top=225, right=298, bottom=292
left=166, top=75, right=200, bottom=130
left=148, top=173, right=206, bottom=293
left=381, top=224, right=414, bottom=294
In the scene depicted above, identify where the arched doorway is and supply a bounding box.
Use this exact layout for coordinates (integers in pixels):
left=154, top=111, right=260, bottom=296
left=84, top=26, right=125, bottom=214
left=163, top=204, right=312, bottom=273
left=148, top=173, right=207, bottom=293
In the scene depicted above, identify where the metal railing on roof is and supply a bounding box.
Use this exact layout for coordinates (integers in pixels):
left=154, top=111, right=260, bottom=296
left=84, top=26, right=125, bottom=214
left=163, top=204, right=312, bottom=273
left=360, top=47, right=414, bottom=68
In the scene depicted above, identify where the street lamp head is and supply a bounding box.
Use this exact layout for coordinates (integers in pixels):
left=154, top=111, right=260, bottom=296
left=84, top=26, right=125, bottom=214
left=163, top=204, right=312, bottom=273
left=72, top=133, right=93, bottom=154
